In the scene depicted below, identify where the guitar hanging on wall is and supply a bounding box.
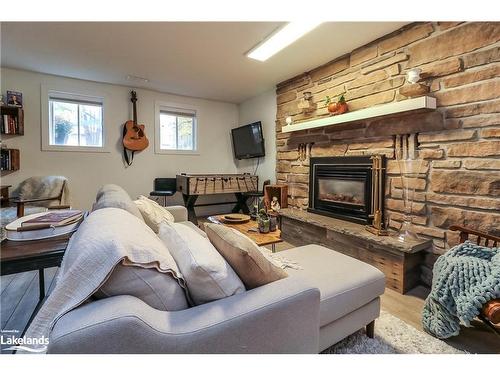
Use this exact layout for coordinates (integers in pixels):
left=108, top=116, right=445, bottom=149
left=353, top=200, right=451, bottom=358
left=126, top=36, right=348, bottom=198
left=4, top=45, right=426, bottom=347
left=122, top=91, right=149, bottom=166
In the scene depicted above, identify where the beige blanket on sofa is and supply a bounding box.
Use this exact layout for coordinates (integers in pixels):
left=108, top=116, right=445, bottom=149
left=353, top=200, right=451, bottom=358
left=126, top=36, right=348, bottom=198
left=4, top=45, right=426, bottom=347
left=24, top=208, right=186, bottom=353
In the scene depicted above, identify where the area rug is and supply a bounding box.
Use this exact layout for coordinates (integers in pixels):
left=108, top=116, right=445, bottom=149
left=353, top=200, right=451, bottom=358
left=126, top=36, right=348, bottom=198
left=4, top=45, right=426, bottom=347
left=322, top=310, right=466, bottom=354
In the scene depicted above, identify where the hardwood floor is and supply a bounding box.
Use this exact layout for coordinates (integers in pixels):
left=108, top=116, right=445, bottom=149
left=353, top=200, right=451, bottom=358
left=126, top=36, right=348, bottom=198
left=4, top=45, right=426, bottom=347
left=269, top=238, right=500, bottom=354
left=381, top=286, right=500, bottom=354
left=1, top=267, right=58, bottom=354
left=1, top=230, right=498, bottom=354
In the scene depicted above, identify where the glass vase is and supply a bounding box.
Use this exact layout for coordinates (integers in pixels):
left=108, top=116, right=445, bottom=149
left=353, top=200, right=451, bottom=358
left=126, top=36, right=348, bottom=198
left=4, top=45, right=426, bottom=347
left=395, top=146, right=424, bottom=243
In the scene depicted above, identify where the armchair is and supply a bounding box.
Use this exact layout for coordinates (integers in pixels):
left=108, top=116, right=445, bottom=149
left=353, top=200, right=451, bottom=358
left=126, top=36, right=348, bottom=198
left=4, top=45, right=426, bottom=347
left=1, top=176, right=70, bottom=240
left=1, top=176, right=70, bottom=222
left=11, top=184, right=69, bottom=217
left=7, top=176, right=70, bottom=217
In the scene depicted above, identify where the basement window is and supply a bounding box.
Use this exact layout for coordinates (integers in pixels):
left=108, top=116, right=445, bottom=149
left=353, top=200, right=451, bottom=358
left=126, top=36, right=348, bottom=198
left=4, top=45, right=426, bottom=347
left=155, top=102, right=198, bottom=154
left=41, top=87, right=108, bottom=152
left=48, top=92, right=104, bottom=148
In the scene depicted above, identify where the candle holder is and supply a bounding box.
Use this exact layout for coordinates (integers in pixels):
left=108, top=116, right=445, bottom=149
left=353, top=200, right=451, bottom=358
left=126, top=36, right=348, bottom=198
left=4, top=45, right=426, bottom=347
left=365, top=155, right=388, bottom=236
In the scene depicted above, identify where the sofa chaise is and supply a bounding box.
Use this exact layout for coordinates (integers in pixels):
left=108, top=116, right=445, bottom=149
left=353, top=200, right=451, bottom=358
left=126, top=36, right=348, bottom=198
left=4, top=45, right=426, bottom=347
left=46, top=185, right=385, bottom=353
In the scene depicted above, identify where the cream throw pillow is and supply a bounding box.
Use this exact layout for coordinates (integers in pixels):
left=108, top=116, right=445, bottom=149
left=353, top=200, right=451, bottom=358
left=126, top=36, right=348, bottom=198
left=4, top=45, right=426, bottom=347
left=205, top=223, right=287, bottom=289
left=158, top=222, right=245, bottom=305
left=134, top=195, right=175, bottom=232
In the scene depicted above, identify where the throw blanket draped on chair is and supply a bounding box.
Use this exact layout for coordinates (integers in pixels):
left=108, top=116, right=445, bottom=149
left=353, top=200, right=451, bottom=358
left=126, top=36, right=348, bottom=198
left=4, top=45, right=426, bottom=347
left=13, top=176, right=70, bottom=206
left=422, top=241, right=500, bottom=339
left=1, top=176, right=70, bottom=241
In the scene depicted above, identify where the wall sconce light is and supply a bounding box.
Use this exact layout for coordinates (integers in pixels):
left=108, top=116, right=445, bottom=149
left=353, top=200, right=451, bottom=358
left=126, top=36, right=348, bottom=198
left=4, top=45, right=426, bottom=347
left=406, top=68, right=422, bottom=84
left=286, top=117, right=293, bottom=126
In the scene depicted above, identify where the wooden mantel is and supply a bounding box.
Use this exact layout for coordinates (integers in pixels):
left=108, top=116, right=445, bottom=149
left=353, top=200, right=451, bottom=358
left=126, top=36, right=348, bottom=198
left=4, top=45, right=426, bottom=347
left=281, top=96, right=437, bottom=133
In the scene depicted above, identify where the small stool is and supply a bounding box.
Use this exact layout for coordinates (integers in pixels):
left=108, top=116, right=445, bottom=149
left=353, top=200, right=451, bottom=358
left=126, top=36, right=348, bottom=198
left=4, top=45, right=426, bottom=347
left=150, top=178, right=176, bottom=206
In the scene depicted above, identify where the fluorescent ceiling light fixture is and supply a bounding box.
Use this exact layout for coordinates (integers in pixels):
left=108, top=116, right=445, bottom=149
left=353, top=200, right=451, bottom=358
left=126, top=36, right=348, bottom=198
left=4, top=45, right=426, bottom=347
left=247, top=21, right=322, bottom=61
left=126, top=74, right=149, bottom=83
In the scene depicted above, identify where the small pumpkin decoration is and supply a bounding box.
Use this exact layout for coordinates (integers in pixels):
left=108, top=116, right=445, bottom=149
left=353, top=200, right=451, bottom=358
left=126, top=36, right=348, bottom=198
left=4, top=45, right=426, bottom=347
left=324, top=94, right=349, bottom=115
left=324, top=96, right=338, bottom=114
left=335, top=95, right=349, bottom=115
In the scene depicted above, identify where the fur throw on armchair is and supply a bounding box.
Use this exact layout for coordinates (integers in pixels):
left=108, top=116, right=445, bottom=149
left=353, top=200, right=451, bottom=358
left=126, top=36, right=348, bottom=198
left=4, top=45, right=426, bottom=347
left=12, top=176, right=70, bottom=207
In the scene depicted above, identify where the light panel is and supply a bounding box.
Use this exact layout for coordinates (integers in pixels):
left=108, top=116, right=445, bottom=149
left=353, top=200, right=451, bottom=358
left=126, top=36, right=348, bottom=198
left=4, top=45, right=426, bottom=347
left=247, top=21, right=322, bottom=61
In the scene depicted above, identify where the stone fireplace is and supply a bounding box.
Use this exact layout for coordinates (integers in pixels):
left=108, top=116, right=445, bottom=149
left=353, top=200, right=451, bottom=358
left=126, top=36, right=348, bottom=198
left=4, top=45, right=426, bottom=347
left=309, top=156, right=384, bottom=225
left=275, top=22, right=500, bottom=288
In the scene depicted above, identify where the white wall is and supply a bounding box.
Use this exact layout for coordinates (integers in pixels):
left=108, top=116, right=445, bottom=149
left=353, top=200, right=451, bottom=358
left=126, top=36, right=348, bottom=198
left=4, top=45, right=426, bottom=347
left=1, top=68, right=240, bottom=212
left=237, top=89, right=277, bottom=187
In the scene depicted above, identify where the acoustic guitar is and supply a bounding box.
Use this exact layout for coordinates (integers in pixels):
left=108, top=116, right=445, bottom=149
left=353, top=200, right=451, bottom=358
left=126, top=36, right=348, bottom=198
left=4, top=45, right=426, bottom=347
left=122, top=91, right=148, bottom=165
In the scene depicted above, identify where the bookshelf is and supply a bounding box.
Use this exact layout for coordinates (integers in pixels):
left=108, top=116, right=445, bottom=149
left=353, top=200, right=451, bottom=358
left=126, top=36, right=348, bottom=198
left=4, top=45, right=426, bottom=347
left=1, top=105, right=23, bottom=176
left=1, top=148, right=20, bottom=176
left=1, top=105, right=24, bottom=135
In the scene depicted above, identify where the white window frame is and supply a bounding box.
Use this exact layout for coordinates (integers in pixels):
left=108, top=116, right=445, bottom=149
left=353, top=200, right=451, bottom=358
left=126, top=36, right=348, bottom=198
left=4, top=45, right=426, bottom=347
left=41, top=85, right=110, bottom=153
left=154, top=101, right=199, bottom=155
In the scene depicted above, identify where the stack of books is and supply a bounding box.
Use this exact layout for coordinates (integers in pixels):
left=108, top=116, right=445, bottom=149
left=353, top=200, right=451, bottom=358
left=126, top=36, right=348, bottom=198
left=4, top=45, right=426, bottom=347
left=1, top=114, right=21, bottom=134
left=1, top=149, right=19, bottom=171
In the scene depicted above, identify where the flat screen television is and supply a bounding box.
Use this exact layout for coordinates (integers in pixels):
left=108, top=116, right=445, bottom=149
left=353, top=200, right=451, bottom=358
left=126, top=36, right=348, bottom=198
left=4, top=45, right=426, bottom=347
left=231, top=121, right=265, bottom=160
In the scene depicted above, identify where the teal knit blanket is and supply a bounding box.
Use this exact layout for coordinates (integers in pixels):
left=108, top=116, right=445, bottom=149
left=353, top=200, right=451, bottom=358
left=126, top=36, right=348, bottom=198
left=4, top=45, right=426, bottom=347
left=422, top=241, right=500, bottom=339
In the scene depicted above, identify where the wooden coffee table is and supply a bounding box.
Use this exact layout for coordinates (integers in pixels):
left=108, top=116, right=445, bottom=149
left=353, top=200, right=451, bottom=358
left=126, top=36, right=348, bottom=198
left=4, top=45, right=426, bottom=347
left=1, top=234, right=72, bottom=337
left=207, top=215, right=282, bottom=252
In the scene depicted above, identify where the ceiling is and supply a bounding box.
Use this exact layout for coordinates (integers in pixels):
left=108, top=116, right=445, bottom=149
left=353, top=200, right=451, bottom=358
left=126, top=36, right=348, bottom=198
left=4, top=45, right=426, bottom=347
left=1, top=22, right=407, bottom=103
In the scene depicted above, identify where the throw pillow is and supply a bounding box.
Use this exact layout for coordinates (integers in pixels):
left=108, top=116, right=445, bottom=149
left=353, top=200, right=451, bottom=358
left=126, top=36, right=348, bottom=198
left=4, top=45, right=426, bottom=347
left=134, top=195, right=175, bottom=232
left=158, top=222, right=245, bottom=305
left=96, top=262, right=189, bottom=311
left=94, top=184, right=144, bottom=220
left=205, top=223, right=287, bottom=289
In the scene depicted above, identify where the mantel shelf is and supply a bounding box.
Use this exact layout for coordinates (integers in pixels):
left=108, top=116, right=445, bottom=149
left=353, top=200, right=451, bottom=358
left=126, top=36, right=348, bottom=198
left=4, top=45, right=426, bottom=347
left=281, top=96, right=437, bottom=133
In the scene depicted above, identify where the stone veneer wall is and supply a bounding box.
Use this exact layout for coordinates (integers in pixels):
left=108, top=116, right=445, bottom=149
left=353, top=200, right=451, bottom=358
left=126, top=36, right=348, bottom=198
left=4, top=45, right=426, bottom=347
left=275, top=22, right=500, bottom=285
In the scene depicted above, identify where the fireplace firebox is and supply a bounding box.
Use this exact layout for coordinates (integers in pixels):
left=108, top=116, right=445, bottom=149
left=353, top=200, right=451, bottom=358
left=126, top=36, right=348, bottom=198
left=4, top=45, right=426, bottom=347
left=308, top=156, right=385, bottom=225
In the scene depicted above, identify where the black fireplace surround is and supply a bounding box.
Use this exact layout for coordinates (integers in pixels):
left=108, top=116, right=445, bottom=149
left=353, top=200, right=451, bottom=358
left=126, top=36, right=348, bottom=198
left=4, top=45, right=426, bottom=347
left=308, top=156, right=385, bottom=225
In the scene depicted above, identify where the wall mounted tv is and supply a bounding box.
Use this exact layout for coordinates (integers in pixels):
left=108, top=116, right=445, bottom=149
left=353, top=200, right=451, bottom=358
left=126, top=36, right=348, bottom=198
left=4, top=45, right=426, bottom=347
left=231, top=121, right=265, bottom=160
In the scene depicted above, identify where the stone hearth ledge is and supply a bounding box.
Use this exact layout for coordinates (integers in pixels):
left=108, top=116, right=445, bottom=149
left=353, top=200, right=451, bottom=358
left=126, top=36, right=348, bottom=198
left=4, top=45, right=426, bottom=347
left=279, top=208, right=431, bottom=254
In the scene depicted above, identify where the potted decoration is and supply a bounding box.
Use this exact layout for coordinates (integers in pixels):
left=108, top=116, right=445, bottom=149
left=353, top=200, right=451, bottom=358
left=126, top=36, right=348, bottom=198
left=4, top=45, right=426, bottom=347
left=257, top=209, right=270, bottom=233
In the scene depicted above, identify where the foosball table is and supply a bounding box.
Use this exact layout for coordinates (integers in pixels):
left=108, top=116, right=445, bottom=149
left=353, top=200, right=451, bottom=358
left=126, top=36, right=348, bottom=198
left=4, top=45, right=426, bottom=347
left=176, top=173, right=259, bottom=224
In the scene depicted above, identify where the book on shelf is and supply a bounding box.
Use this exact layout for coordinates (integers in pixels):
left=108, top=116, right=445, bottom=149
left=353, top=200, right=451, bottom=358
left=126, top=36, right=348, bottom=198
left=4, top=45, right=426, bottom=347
left=1, top=148, right=19, bottom=171
left=21, top=210, right=83, bottom=228
left=1, top=149, right=9, bottom=170
left=1, top=114, right=20, bottom=134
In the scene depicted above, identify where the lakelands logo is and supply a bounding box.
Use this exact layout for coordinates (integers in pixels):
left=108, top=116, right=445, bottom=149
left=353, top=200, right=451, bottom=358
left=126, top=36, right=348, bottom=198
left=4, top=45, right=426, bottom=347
left=1, top=330, right=49, bottom=353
